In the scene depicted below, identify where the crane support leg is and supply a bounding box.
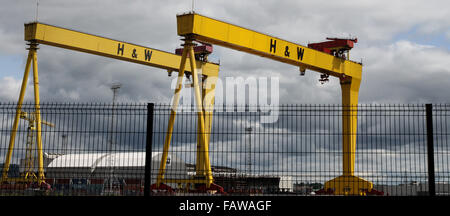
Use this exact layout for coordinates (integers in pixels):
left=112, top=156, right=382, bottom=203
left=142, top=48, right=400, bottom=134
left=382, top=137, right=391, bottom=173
left=188, top=41, right=214, bottom=187
left=1, top=47, right=33, bottom=183
left=156, top=45, right=188, bottom=187
left=195, top=71, right=217, bottom=183
left=1, top=42, right=45, bottom=184
left=156, top=39, right=215, bottom=188
left=31, top=45, right=45, bottom=184
left=324, top=77, right=372, bottom=195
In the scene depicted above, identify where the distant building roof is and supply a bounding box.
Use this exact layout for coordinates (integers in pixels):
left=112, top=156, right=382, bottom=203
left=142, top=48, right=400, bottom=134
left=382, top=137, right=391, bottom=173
left=47, top=152, right=174, bottom=169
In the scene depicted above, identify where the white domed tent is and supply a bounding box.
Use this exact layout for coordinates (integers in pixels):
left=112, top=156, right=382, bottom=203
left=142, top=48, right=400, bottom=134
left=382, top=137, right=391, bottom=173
left=46, top=152, right=187, bottom=190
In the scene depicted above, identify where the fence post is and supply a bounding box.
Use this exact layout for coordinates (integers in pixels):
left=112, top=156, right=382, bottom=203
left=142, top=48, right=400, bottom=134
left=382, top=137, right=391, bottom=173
left=425, top=104, right=436, bottom=196
left=144, top=103, right=155, bottom=197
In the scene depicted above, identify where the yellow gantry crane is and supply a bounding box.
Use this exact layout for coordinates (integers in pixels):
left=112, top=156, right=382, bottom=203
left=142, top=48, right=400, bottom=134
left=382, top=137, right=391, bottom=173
left=19, top=111, right=54, bottom=182
left=1, top=22, right=220, bottom=187
left=3, top=12, right=371, bottom=195
left=161, top=12, right=371, bottom=195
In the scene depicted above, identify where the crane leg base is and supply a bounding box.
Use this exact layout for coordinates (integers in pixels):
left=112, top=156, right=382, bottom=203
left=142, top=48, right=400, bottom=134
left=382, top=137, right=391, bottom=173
left=188, top=183, right=226, bottom=195
left=323, top=175, right=373, bottom=195
left=150, top=183, right=174, bottom=195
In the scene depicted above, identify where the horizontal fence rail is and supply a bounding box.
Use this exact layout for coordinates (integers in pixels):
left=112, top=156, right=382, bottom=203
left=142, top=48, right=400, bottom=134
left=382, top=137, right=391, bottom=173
left=0, top=102, right=449, bottom=196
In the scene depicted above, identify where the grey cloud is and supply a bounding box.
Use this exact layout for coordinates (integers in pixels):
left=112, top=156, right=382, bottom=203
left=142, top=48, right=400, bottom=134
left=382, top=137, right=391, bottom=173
left=2, top=1, right=450, bottom=104
left=358, top=41, right=450, bottom=103
left=2, top=1, right=450, bottom=188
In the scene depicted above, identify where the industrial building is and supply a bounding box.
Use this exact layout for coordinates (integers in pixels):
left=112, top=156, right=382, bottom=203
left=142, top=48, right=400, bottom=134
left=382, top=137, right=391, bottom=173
left=374, top=183, right=450, bottom=196
left=185, top=163, right=293, bottom=194
left=14, top=151, right=293, bottom=195
left=42, top=152, right=186, bottom=195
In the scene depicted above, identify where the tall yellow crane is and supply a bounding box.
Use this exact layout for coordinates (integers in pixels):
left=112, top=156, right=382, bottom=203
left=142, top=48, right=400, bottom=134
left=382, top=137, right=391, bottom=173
left=19, top=111, right=54, bottom=182
left=1, top=22, right=220, bottom=187
left=155, top=12, right=372, bottom=195
left=3, top=13, right=373, bottom=195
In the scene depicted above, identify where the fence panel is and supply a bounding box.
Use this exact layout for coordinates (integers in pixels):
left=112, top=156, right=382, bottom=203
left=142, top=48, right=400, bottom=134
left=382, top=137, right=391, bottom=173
left=0, top=103, right=449, bottom=196
left=434, top=104, right=450, bottom=196
left=0, top=103, right=147, bottom=196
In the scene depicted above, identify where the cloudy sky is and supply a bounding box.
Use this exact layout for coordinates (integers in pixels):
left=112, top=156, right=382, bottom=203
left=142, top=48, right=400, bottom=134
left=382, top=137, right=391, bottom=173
left=0, top=0, right=449, bottom=105
left=1, top=0, right=450, bottom=171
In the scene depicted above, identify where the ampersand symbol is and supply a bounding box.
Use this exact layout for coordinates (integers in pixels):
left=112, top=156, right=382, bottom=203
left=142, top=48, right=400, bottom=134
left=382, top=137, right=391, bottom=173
left=132, top=49, right=138, bottom=58
left=284, top=46, right=290, bottom=57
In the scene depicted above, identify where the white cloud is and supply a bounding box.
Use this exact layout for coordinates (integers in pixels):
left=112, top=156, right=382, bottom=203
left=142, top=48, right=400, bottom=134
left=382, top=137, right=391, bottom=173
left=0, top=76, right=28, bottom=101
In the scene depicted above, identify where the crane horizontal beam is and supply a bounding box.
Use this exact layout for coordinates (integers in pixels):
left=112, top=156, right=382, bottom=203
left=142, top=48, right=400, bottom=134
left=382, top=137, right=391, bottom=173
left=24, top=22, right=219, bottom=77
left=176, top=13, right=361, bottom=80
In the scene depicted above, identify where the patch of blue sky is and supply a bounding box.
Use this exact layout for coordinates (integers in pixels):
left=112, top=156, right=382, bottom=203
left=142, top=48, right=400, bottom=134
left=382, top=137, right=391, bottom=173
left=393, top=25, right=450, bottom=50
left=0, top=55, right=24, bottom=79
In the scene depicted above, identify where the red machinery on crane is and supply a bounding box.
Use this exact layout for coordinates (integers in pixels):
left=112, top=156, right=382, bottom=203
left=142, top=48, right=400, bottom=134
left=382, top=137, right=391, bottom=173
left=308, top=37, right=358, bottom=84
left=175, top=42, right=213, bottom=62
left=308, top=37, right=358, bottom=59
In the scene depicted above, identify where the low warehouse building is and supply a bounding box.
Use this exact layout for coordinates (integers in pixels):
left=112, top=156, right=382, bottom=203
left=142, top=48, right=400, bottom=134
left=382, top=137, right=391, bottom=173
left=32, top=151, right=293, bottom=195
left=46, top=152, right=187, bottom=195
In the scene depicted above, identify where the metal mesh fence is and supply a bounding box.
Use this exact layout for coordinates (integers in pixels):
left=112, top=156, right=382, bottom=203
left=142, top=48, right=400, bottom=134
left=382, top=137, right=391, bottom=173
left=0, top=103, right=147, bottom=196
left=0, top=103, right=449, bottom=196
left=434, top=104, right=450, bottom=195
